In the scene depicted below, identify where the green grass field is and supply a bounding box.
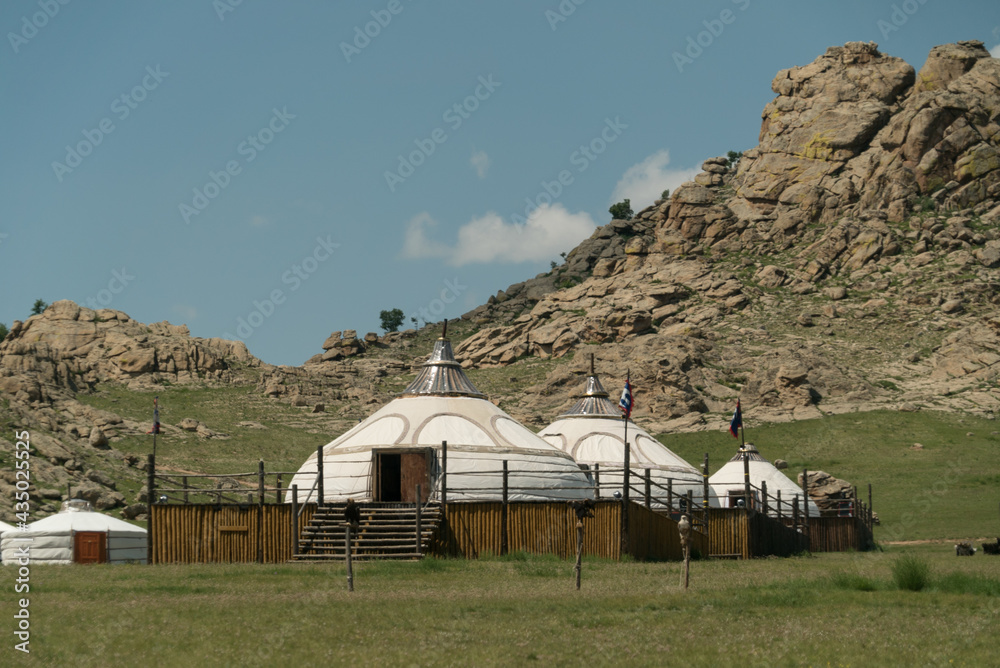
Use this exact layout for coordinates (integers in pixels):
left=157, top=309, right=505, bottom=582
left=9, top=548, right=998, bottom=666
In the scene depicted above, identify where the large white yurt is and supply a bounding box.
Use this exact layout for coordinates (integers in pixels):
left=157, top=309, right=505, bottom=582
left=708, top=444, right=820, bottom=517
left=0, top=500, right=147, bottom=565
left=286, top=335, right=594, bottom=503
left=538, top=367, right=704, bottom=506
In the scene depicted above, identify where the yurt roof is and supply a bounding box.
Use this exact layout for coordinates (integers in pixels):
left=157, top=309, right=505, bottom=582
left=709, top=444, right=820, bottom=514
left=0, top=520, right=15, bottom=535
left=540, top=371, right=700, bottom=477
left=27, top=500, right=146, bottom=535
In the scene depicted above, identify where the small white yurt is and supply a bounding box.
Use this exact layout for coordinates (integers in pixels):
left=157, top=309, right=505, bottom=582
left=708, top=444, right=819, bottom=517
left=286, top=334, right=594, bottom=503
left=0, top=500, right=147, bottom=565
left=0, top=520, right=14, bottom=563
left=538, top=367, right=704, bottom=506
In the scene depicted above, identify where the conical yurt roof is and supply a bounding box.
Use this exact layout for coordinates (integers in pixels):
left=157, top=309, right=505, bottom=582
left=287, top=335, right=594, bottom=503
left=708, top=444, right=819, bottom=516
left=0, top=519, right=14, bottom=536
left=538, top=367, right=703, bottom=502
left=25, top=499, right=146, bottom=534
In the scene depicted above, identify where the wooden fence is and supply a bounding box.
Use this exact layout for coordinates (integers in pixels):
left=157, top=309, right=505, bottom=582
left=807, top=516, right=874, bottom=552
left=706, top=508, right=809, bottom=559
left=151, top=503, right=316, bottom=564
left=432, top=501, right=707, bottom=561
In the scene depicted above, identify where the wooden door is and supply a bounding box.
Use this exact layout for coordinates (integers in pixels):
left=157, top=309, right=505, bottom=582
left=74, top=532, right=108, bottom=564
left=400, top=452, right=430, bottom=503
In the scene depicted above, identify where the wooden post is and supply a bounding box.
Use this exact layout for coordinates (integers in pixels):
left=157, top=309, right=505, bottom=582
left=801, top=468, right=811, bottom=551
left=441, top=440, right=448, bottom=513
left=793, top=497, right=800, bottom=534
left=291, top=484, right=299, bottom=558
left=678, top=515, right=691, bottom=591
left=276, top=474, right=283, bottom=503
left=702, top=453, right=709, bottom=510
left=146, top=453, right=155, bottom=565
left=257, top=459, right=265, bottom=564
left=621, top=441, right=631, bottom=557
left=182, top=476, right=188, bottom=504
left=777, top=490, right=783, bottom=521
left=742, top=445, right=751, bottom=508
left=574, top=520, right=584, bottom=591
left=761, top=481, right=769, bottom=516
left=593, top=463, right=600, bottom=499
left=316, top=444, right=324, bottom=505
left=667, top=479, right=673, bottom=514
left=868, top=483, right=874, bottom=527
left=644, top=469, right=651, bottom=509
left=345, top=523, right=354, bottom=592
left=501, top=460, right=509, bottom=556
left=416, top=484, right=423, bottom=556
left=686, top=490, right=693, bottom=517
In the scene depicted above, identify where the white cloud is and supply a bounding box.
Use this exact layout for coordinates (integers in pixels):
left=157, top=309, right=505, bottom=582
left=611, top=150, right=699, bottom=208
left=990, top=44, right=1000, bottom=59
left=250, top=215, right=268, bottom=227
left=173, top=304, right=197, bottom=320
left=401, top=204, right=596, bottom=266
left=401, top=212, right=451, bottom=260
left=470, top=150, right=490, bottom=178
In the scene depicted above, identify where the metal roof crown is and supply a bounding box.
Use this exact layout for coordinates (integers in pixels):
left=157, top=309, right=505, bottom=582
left=401, top=337, right=485, bottom=397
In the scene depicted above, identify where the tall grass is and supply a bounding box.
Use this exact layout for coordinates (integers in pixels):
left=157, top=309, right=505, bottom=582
left=892, top=554, right=931, bottom=591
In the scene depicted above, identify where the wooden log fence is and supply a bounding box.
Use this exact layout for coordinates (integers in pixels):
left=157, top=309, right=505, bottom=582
left=431, top=500, right=708, bottom=561
left=150, top=503, right=317, bottom=564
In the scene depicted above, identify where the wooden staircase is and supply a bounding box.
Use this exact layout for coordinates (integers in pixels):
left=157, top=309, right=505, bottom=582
left=292, top=502, right=442, bottom=562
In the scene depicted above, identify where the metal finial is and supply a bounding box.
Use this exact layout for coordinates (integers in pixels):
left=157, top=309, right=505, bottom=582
left=590, top=353, right=594, bottom=375
left=442, top=319, right=448, bottom=339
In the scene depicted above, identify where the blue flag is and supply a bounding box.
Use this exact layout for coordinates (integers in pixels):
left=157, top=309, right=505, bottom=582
left=619, top=374, right=633, bottom=419
left=729, top=399, right=742, bottom=438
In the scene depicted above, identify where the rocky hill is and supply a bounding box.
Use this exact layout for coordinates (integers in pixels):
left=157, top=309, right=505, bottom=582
left=2, top=40, right=999, bottom=522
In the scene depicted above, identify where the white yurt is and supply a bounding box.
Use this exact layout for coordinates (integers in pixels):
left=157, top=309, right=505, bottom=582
left=286, top=334, right=594, bottom=503
left=0, top=520, right=14, bottom=563
left=0, top=500, right=147, bottom=565
left=708, top=444, right=820, bottom=517
left=538, top=367, right=703, bottom=507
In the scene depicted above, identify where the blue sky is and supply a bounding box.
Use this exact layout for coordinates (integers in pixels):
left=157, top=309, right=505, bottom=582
left=2, top=1, right=998, bottom=366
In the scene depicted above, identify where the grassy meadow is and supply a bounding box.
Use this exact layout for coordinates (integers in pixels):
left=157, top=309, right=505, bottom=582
left=5, top=548, right=998, bottom=666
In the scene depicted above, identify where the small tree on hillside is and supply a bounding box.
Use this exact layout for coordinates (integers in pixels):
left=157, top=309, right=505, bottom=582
left=379, top=308, right=405, bottom=333
left=0, top=323, right=8, bottom=342
left=726, top=150, right=742, bottom=169
left=31, top=299, right=48, bottom=315
left=609, top=199, right=633, bottom=221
